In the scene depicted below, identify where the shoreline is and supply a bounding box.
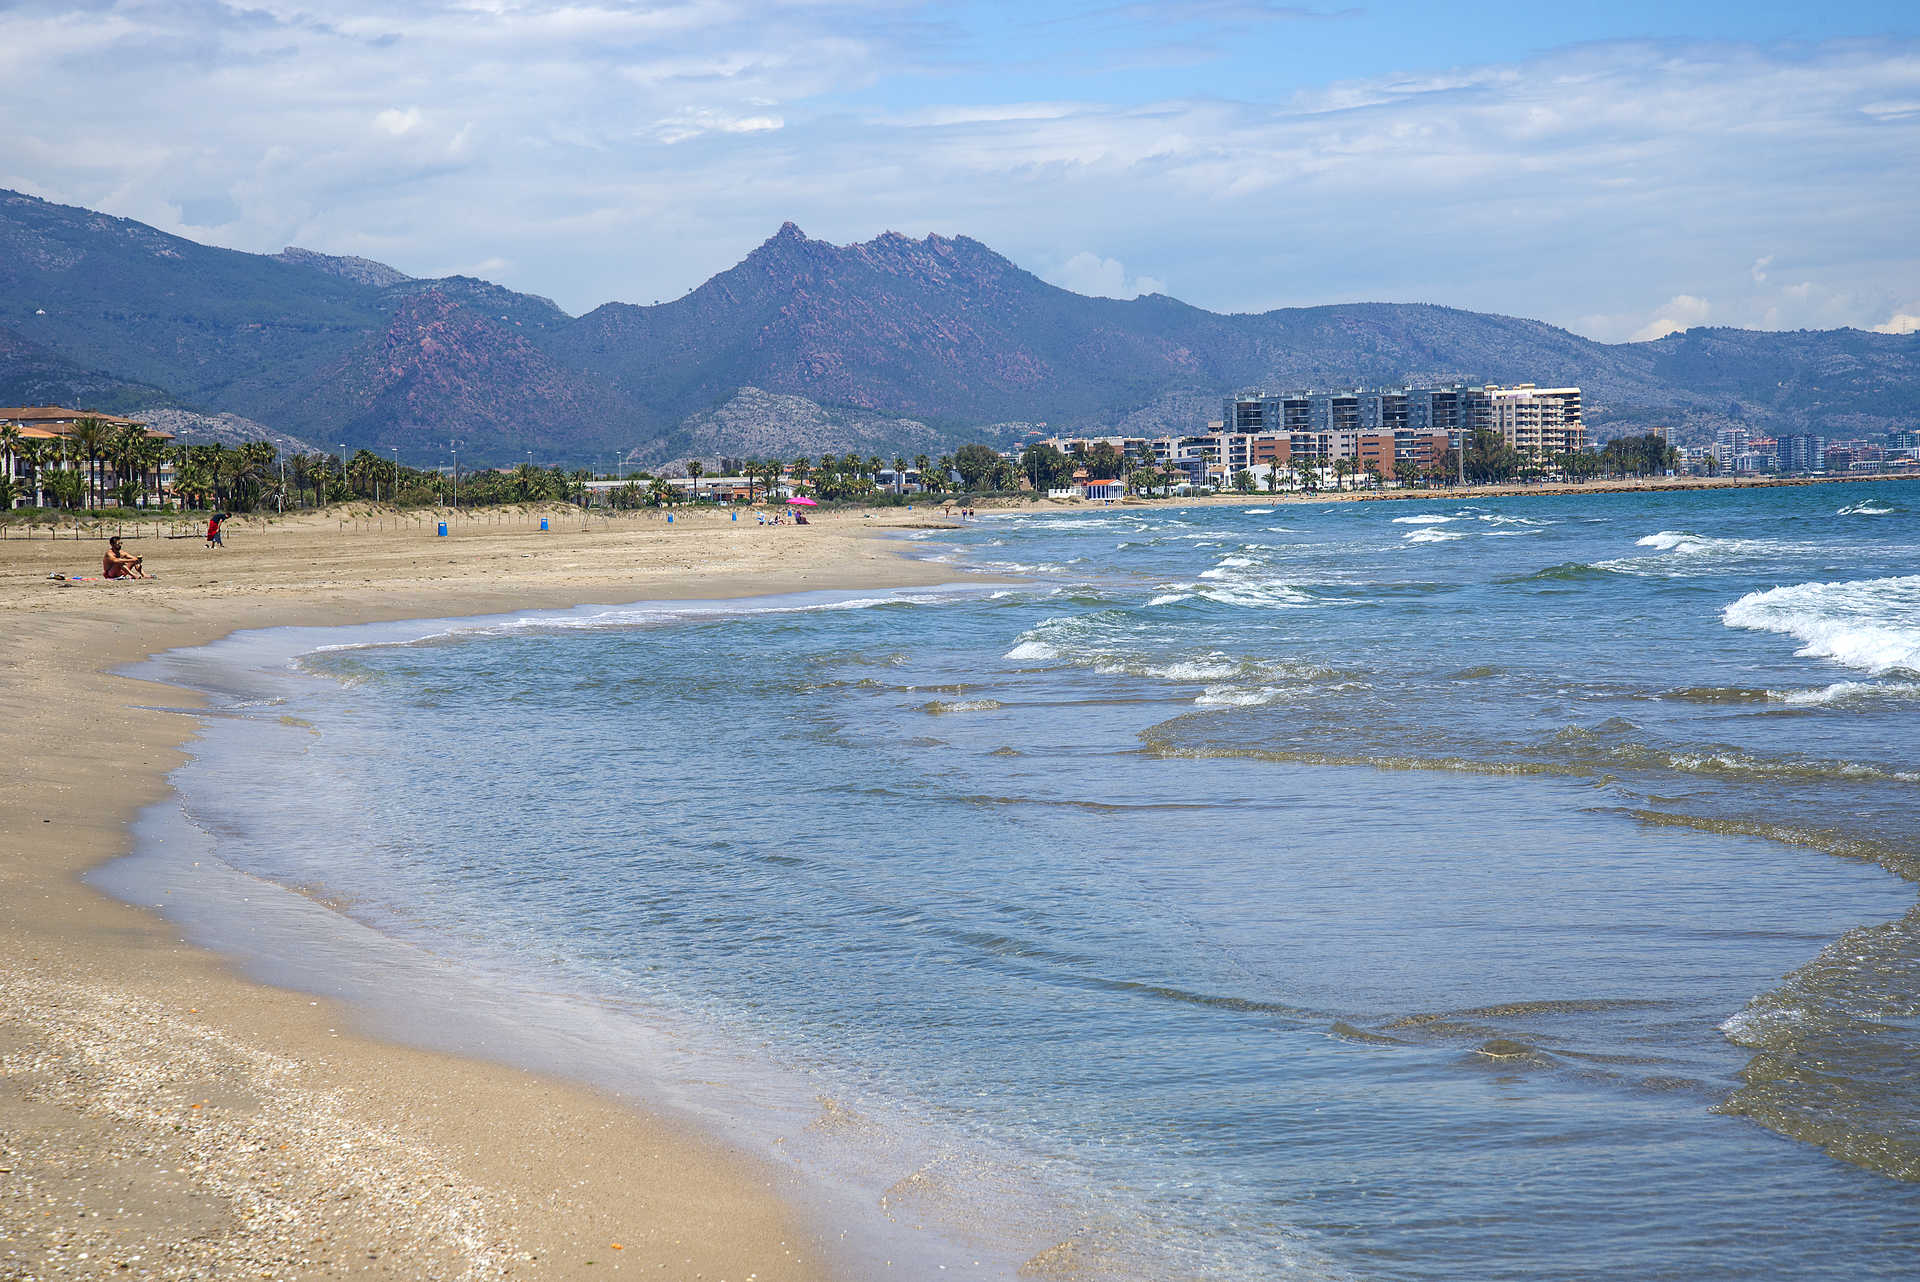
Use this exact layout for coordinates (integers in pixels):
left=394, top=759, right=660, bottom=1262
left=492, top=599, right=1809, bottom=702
left=0, top=509, right=968, bottom=1279
left=997, top=469, right=1915, bottom=513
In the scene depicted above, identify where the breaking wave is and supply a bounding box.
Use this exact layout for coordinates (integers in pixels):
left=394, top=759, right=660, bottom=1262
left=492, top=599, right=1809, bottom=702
left=1722, top=575, right=1920, bottom=676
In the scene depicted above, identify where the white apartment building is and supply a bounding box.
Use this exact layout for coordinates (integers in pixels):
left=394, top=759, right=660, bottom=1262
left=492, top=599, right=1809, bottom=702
left=1485, top=385, right=1584, bottom=457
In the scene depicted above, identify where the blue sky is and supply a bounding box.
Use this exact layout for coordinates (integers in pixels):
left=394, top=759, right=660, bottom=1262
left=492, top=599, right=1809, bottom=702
left=3, top=1, right=1917, bottom=339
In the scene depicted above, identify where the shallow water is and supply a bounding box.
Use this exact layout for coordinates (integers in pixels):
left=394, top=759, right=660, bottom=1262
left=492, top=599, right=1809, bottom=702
left=105, top=482, right=1920, bottom=1279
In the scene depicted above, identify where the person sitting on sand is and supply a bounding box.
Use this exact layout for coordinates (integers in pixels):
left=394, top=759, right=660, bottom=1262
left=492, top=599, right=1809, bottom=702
left=103, top=536, right=148, bottom=580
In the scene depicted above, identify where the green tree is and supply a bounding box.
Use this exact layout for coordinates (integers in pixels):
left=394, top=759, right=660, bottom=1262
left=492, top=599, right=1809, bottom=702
left=42, top=440, right=84, bottom=509
left=953, top=443, right=1002, bottom=491
left=1021, top=443, right=1075, bottom=492
left=15, top=437, right=47, bottom=507
left=0, top=424, right=21, bottom=508
left=67, top=416, right=111, bottom=509
left=1464, top=430, right=1521, bottom=484
left=1080, top=442, right=1125, bottom=481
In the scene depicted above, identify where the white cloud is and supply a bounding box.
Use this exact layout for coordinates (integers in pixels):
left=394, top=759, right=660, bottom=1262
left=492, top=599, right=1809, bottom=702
left=1873, top=310, right=1920, bottom=335
left=1049, top=251, right=1165, bottom=299
left=0, top=4, right=1914, bottom=339
left=1859, top=100, right=1920, bottom=121
left=373, top=107, right=423, bottom=137
left=653, top=108, right=785, bottom=145
left=1629, top=295, right=1713, bottom=343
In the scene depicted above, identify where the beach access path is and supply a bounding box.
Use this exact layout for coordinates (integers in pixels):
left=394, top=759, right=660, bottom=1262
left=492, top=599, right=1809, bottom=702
left=0, top=507, right=959, bottom=1281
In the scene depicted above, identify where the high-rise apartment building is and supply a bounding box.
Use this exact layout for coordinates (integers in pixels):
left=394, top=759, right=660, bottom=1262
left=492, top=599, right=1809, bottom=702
left=1777, top=433, right=1827, bottom=472
left=1224, top=382, right=1576, bottom=463
left=1485, top=385, right=1585, bottom=457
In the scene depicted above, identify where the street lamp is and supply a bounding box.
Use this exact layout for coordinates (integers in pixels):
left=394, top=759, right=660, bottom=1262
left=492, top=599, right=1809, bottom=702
left=390, top=446, right=399, bottom=504
left=449, top=439, right=460, bottom=509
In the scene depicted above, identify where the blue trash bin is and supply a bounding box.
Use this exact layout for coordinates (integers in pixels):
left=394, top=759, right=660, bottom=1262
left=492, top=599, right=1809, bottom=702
left=667, top=514, right=674, bottom=523
left=731, top=511, right=737, bottom=521
left=540, top=517, right=549, bottom=531
left=437, top=521, right=447, bottom=537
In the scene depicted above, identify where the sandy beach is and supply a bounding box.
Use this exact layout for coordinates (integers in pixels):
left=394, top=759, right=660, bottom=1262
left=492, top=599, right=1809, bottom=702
left=0, top=507, right=959, bottom=1281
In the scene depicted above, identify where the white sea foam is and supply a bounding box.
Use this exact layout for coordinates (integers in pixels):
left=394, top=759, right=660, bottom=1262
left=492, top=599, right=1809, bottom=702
left=1637, top=530, right=1698, bottom=551
left=1147, top=593, right=1194, bottom=607
left=924, top=698, right=1004, bottom=713
left=1393, top=514, right=1455, bottom=525
left=1404, top=528, right=1468, bottom=544
left=1199, top=555, right=1260, bottom=579
left=1243, top=507, right=1275, bottom=514
left=1143, top=657, right=1243, bottom=681
left=1838, top=502, right=1894, bottom=516
left=1198, top=582, right=1317, bottom=609
left=1723, top=575, right=1920, bottom=675
left=1004, top=639, right=1061, bottom=662
left=1633, top=530, right=1771, bottom=555
left=1194, top=685, right=1285, bottom=707
left=1770, top=680, right=1920, bottom=706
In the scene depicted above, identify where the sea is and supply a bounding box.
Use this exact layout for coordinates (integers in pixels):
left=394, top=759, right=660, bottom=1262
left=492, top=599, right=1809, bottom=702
left=100, top=479, right=1920, bottom=1280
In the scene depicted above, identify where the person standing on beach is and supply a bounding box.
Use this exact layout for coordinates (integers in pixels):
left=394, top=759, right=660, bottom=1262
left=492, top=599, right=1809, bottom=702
left=206, top=513, right=226, bottom=548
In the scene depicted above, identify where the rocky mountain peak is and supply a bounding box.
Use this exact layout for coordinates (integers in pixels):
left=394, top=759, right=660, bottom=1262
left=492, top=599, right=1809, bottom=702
left=275, top=245, right=412, bottom=289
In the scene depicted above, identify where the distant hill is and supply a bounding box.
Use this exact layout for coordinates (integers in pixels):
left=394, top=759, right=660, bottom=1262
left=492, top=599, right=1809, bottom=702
left=2, top=188, right=1914, bottom=464
left=0, top=323, right=172, bottom=412
left=272, top=246, right=413, bottom=289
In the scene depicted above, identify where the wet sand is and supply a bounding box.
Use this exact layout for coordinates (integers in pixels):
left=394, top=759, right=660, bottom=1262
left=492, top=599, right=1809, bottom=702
left=0, top=507, right=958, bottom=1280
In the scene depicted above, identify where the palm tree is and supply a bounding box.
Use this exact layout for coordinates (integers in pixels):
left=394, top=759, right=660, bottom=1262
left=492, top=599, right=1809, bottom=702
left=42, top=437, right=85, bottom=509
left=15, top=437, right=47, bottom=508
left=66, top=416, right=112, bottom=509
left=107, top=423, right=146, bottom=507
left=686, top=458, right=704, bottom=499
left=0, top=424, right=20, bottom=511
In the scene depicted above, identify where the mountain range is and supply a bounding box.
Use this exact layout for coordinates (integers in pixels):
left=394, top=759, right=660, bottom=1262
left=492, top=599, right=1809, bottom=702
left=3, top=188, right=1915, bottom=465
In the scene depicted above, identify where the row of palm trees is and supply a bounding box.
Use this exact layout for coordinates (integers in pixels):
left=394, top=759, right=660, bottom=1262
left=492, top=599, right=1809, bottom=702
left=0, top=420, right=293, bottom=512
left=0, top=418, right=175, bottom=511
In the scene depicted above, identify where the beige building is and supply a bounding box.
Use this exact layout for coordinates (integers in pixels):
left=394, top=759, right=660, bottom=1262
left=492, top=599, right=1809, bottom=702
left=1485, top=385, right=1584, bottom=457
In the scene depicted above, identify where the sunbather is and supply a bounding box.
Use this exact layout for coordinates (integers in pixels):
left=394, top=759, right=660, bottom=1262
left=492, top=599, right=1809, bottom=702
left=103, top=537, right=148, bottom=580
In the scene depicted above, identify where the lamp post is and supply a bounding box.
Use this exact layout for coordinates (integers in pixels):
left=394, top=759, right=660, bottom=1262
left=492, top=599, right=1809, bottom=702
left=339, top=443, right=348, bottom=503
left=390, top=446, right=399, bottom=504
left=449, top=439, right=460, bottom=510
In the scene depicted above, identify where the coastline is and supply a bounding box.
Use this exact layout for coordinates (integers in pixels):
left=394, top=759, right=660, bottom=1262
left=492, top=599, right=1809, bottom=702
left=0, top=509, right=963, bottom=1279
left=979, top=469, right=1915, bottom=513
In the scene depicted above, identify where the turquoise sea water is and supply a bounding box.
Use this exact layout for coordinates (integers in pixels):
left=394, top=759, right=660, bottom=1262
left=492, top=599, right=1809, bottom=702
left=107, top=481, right=1920, bottom=1279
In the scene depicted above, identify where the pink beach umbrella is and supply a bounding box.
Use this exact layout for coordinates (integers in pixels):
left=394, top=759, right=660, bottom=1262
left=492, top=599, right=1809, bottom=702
left=787, top=495, right=818, bottom=506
